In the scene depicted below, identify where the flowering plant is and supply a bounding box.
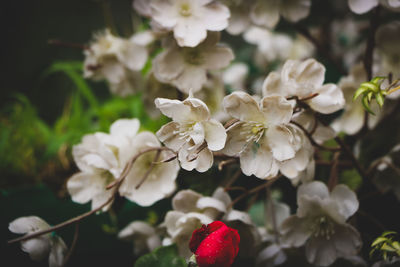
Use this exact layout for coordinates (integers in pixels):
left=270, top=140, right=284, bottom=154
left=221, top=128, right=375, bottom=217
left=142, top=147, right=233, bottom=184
left=3, top=0, right=400, bottom=266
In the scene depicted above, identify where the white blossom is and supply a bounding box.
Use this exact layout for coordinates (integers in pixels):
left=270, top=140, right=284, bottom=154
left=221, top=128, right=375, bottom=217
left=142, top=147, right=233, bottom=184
left=375, top=21, right=400, bottom=99
left=263, top=58, right=345, bottom=114
left=152, top=33, right=234, bottom=94
left=223, top=92, right=312, bottom=179
left=331, top=63, right=382, bottom=135
left=250, top=0, right=311, bottom=29
left=281, top=181, right=362, bottom=266
left=118, top=131, right=180, bottom=206
left=155, top=96, right=227, bottom=172
left=348, top=0, right=400, bottom=14
left=148, top=0, right=230, bottom=47
left=9, top=216, right=67, bottom=267
left=84, top=30, right=147, bottom=96
left=118, top=221, right=161, bottom=255
left=223, top=63, right=249, bottom=91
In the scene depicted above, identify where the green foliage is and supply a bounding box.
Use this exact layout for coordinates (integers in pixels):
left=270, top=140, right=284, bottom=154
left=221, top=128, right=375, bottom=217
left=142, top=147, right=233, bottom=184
left=340, top=169, right=362, bottom=191
left=371, top=231, right=400, bottom=260
left=134, top=245, right=186, bottom=267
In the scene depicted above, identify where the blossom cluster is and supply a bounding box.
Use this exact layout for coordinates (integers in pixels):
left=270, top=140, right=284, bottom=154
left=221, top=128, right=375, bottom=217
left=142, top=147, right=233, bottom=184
left=7, top=0, right=400, bottom=267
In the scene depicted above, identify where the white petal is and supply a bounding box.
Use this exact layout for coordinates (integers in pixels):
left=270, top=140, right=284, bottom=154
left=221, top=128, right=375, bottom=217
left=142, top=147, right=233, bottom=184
left=174, top=18, right=207, bottom=47
left=348, top=0, right=378, bottom=14
left=91, top=189, right=114, bottom=211
left=330, top=184, right=359, bottom=219
left=261, top=96, right=293, bottom=125
left=280, top=0, right=311, bottom=22
left=240, top=143, right=279, bottom=179
left=308, top=84, right=345, bottom=114
left=109, top=118, right=140, bottom=139
left=223, top=92, right=264, bottom=123
left=190, top=122, right=205, bottom=145
left=222, top=122, right=249, bottom=156
left=21, top=237, right=51, bottom=261
left=172, top=65, right=208, bottom=93
left=281, top=59, right=325, bottom=93
left=118, top=42, right=148, bottom=71
left=305, top=235, right=338, bottom=266
left=197, top=197, right=227, bottom=213
left=133, top=0, right=152, bottom=17
left=332, top=224, right=362, bottom=258
left=262, top=71, right=286, bottom=97
left=212, top=187, right=232, bottom=207
left=172, top=189, right=203, bottom=213
left=297, top=181, right=329, bottom=204
left=179, top=144, right=214, bottom=172
left=9, top=216, right=50, bottom=234
left=203, top=46, right=234, bottom=70
left=203, top=119, right=227, bottom=151
left=118, top=221, right=156, bottom=240
left=280, top=215, right=311, bottom=247
left=150, top=1, right=178, bottom=28
left=67, top=172, right=107, bottom=204
left=225, top=209, right=253, bottom=225
left=156, top=122, right=186, bottom=151
left=49, top=236, right=67, bottom=267
left=250, top=0, right=280, bottom=28
left=202, top=2, right=230, bottom=31
left=153, top=47, right=185, bottom=82
left=266, top=126, right=296, bottom=162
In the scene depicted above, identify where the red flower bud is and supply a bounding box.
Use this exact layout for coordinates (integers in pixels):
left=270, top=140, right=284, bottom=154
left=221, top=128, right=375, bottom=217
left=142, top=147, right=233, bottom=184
left=189, top=221, right=240, bottom=267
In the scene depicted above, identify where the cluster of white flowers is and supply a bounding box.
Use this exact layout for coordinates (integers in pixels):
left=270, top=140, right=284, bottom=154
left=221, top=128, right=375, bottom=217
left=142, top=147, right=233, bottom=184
left=9, top=1, right=400, bottom=266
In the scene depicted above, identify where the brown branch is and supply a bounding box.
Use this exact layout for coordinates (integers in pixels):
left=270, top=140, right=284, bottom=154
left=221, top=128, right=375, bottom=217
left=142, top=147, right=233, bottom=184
left=135, top=150, right=161, bottom=189
left=61, top=223, right=79, bottom=267
left=228, top=175, right=281, bottom=209
left=334, top=136, right=367, bottom=179
left=218, top=158, right=238, bottom=171
left=8, top=146, right=176, bottom=245
left=328, top=152, right=340, bottom=191
left=291, top=120, right=340, bottom=152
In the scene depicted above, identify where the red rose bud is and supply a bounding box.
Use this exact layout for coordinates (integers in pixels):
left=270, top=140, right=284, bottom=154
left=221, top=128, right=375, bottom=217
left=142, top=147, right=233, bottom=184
left=189, top=221, right=240, bottom=267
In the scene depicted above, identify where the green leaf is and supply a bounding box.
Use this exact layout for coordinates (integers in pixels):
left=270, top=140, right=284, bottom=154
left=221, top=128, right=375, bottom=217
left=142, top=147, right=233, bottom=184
left=134, top=245, right=186, bottom=267
left=372, top=237, right=388, bottom=247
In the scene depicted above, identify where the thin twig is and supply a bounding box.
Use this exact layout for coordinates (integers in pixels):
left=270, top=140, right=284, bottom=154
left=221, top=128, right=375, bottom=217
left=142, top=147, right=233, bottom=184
left=61, top=223, right=80, bottom=267
left=291, top=121, right=340, bottom=152
left=267, top=187, right=279, bottom=244
left=334, top=136, right=367, bottom=179
left=218, top=158, right=238, bottom=171
left=223, top=169, right=242, bottom=189
left=328, top=152, right=340, bottom=191
left=135, top=150, right=161, bottom=189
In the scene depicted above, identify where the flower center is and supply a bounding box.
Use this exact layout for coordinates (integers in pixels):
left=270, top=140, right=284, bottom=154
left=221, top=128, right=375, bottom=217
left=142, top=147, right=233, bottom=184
left=310, top=216, right=335, bottom=240
left=179, top=3, right=192, bottom=17
left=183, top=48, right=205, bottom=65
left=241, top=122, right=265, bottom=143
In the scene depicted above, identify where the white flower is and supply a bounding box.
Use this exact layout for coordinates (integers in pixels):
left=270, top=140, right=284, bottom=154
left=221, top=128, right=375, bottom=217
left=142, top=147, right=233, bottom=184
left=223, top=92, right=311, bottom=179
left=163, top=188, right=260, bottom=258
left=281, top=181, right=361, bottom=266
left=155, top=96, right=227, bottom=172
left=331, top=63, right=382, bottom=135
left=223, top=63, right=249, bottom=91
left=348, top=0, right=400, bottom=14
left=84, top=30, right=147, bottom=96
left=67, top=119, right=140, bottom=211
left=222, top=0, right=253, bottom=35
left=118, top=131, right=180, bottom=206
left=118, top=221, right=161, bottom=255
left=9, top=216, right=67, bottom=267
left=375, top=21, right=400, bottom=99
left=244, top=27, right=314, bottom=68
left=263, top=58, right=345, bottom=114
left=152, top=33, right=234, bottom=94
left=250, top=0, right=311, bottom=29
left=149, top=0, right=230, bottom=47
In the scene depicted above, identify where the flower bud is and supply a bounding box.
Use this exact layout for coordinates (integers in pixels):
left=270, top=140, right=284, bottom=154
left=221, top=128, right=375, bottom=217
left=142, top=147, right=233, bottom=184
left=189, top=221, right=240, bottom=267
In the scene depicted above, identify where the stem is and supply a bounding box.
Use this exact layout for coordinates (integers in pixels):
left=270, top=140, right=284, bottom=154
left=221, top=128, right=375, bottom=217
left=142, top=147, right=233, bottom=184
left=8, top=147, right=175, bottom=245
left=266, top=187, right=279, bottom=244
left=334, top=136, right=367, bottom=179
left=327, top=152, right=340, bottom=191
left=291, top=121, right=340, bottom=152
left=135, top=150, right=161, bottom=189
left=218, top=158, right=238, bottom=171
left=61, top=223, right=79, bottom=267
